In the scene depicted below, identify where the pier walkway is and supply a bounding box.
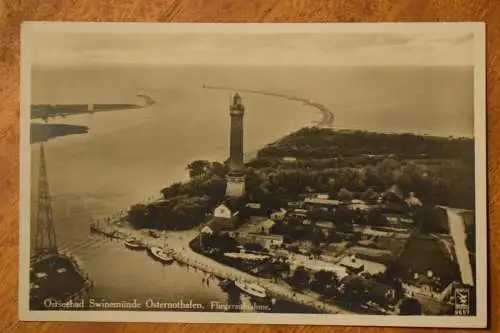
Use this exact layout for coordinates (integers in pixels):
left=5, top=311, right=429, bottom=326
left=91, top=222, right=352, bottom=314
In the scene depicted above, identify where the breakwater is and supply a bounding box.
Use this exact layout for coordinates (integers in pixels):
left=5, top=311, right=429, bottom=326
left=203, top=85, right=335, bottom=127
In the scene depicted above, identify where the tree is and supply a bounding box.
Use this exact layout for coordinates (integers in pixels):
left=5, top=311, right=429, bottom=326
left=213, top=234, right=239, bottom=252
left=166, top=195, right=211, bottom=229
left=337, top=187, right=354, bottom=202
left=244, top=242, right=267, bottom=253
left=312, top=228, right=327, bottom=248
left=161, top=182, right=183, bottom=199
left=269, top=221, right=287, bottom=235
left=127, top=204, right=149, bottom=228
left=466, top=223, right=475, bottom=253
left=334, top=206, right=355, bottom=232
left=211, top=162, right=227, bottom=178
left=341, top=277, right=368, bottom=305
left=360, top=187, right=380, bottom=203
left=310, top=246, right=323, bottom=260
left=272, top=261, right=291, bottom=281
left=245, top=158, right=273, bottom=169
left=327, top=231, right=342, bottom=243
left=199, top=175, right=226, bottom=204
left=366, top=209, right=389, bottom=226
left=311, top=270, right=339, bottom=296
left=289, top=266, right=310, bottom=290
left=186, top=160, right=211, bottom=179
left=399, top=298, right=423, bottom=315
left=414, top=206, right=449, bottom=234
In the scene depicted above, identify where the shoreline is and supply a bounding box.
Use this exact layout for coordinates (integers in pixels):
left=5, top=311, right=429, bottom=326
left=89, top=219, right=356, bottom=315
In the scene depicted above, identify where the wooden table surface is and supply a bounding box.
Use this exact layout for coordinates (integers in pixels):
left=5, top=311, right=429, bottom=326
left=0, top=1, right=498, bottom=332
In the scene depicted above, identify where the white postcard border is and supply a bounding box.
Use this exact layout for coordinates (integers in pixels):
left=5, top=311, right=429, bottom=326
left=18, top=22, right=487, bottom=328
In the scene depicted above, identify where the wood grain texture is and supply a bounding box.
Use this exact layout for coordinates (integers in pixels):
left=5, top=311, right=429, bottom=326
left=0, top=0, right=499, bottom=332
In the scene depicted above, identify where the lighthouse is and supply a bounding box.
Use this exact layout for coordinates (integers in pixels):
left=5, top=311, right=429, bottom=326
left=225, top=92, right=246, bottom=197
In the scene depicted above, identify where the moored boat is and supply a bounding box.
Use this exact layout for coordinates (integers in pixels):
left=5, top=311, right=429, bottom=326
left=149, top=246, right=175, bottom=264
left=218, top=278, right=236, bottom=292
left=124, top=237, right=146, bottom=250
left=234, top=281, right=267, bottom=298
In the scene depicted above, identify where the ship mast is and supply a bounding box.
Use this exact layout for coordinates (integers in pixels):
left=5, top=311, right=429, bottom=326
left=33, top=117, right=58, bottom=260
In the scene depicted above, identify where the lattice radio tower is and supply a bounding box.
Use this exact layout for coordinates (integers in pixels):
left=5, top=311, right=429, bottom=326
left=33, top=117, right=58, bottom=260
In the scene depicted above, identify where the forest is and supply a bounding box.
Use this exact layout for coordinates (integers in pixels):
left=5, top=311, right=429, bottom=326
left=128, top=127, right=475, bottom=230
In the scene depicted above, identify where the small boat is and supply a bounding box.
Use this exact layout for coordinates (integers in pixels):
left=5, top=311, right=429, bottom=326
left=218, top=279, right=236, bottom=291
left=124, top=237, right=146, bottom=250
left=109, top=230, right=126, bottom=239
left=149, top=246, right=175, bottom=264
left=234, top=281, right=267, bottom=298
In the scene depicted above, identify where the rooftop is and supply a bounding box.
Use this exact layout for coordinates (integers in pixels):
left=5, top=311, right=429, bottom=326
left=303, top=198, right=344, bottom=206
left=203, top=217, right=235, bottom=233
left=246, top=233, right=284, bottom=241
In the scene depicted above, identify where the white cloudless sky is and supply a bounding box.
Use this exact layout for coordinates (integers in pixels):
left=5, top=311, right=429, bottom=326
left=24, top=23, right=477, bottom=68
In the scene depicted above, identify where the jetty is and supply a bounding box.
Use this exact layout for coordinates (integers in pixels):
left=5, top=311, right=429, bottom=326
left=89, top=220, right=352, bottom=314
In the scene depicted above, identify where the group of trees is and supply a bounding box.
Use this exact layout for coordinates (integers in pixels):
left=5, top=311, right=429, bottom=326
left=252, top=128, right=474, bottom=210
left=289, top=265, right=311, bottom=290
left=199, top=233, right=239, bottom=253
left=259, top=127, right=474, bottom=161
left=287, top=265, right=424, bottom=314
left=244, top=156, right=474, bottom=210
left=129, top=127, right=474, bottom=231
left=161, top=161, right=228, bottom=205
left=309, top=270, right=340, bottom=297
left=127, top=161, right=230, bottom=230
left=128, top=195, right=212, bottom=230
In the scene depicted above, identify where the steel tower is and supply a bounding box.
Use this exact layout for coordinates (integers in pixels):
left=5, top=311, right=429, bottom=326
left=33, top=138, right=58, bottom=259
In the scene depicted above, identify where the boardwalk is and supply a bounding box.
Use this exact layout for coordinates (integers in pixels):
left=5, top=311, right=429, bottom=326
left=91, top=222, right=353, bottom=314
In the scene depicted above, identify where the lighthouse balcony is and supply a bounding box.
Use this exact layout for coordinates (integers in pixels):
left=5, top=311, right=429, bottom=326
left=226, top=171, right=246, bottom=179
left=230, top=110, right=244, bottom=117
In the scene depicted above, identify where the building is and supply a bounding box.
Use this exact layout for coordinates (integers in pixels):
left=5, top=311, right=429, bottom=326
left=236, top=232, right=284, bottom=249
left=302, top=193, right=330, bottom=200
left=213, top=203, right=233, bottom=219
left=405, top=192, right=423, bottom=207
left=339, top=254, right=365, bottom=274
left=360, top=227, right=394, bottom=239
left=251, top=218, right=276, bottom=234
left=348, top=199, right=371, bottom=211
left=282, top=156, right=297, bottom=163
left=315, top=221, right=335, bottom=230
left=284, top=209, right=310, bottom=222
left=301, top=198, right=344, bottom=212
left=294, top=262, right=349, bottom=280
left=243, top=203, right=268, bottom=217
left=270, top=208, right=287, bottom=221
left=225, top=93, right=246, bottom=197
left=382, top=213, right=415, bottom=226
left=402, top=271, right=454, bottom=302
left=201, top=203, right=239, bottom=235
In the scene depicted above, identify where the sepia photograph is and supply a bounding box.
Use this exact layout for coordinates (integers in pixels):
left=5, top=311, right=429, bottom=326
left=19, top=22, right=487, bottom=328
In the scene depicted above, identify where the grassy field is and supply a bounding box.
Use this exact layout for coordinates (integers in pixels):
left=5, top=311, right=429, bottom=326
left=396, top=232, right=460, bottom=289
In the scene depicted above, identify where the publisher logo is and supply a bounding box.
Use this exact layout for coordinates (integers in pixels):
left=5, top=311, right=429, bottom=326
left=454, top=287, right=470, bottom=316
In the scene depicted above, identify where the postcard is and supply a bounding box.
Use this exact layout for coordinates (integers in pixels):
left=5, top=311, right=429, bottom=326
left=19, top=22, right=487, bottom=328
